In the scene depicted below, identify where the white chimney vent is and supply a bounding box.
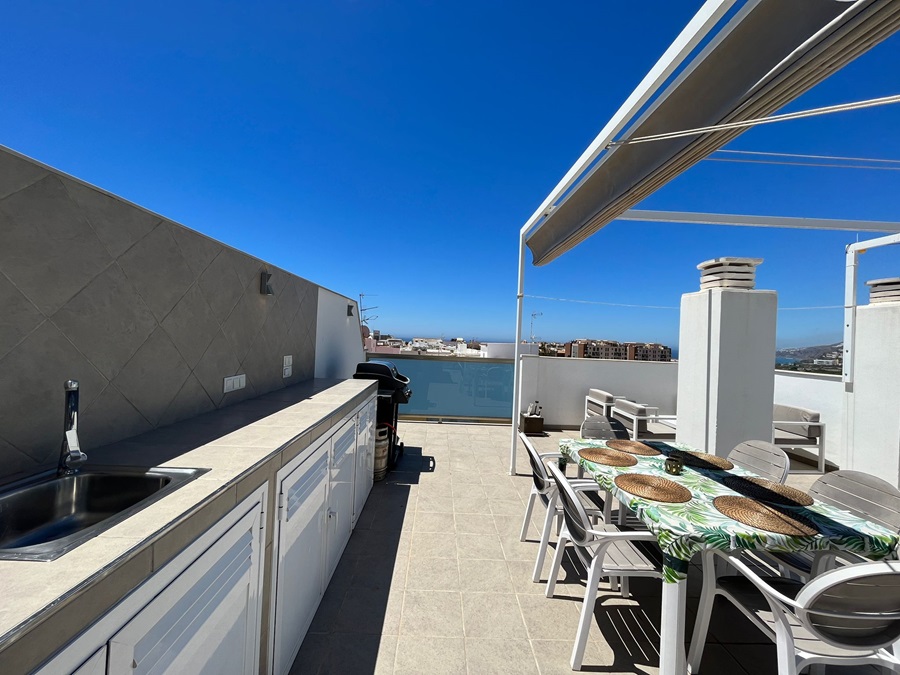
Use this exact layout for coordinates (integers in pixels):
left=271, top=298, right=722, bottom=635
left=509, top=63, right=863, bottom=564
left=697, top=257, right=763, bottom=290
left=866, top=277, right=900, bottom=304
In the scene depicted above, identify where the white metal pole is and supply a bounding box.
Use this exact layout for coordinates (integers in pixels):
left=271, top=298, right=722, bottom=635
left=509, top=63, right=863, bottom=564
left=510, top=230, right=527, bottom=475
left=841, top=232, right=900, bottom=471
left=843, top=232, right=900, bottom=386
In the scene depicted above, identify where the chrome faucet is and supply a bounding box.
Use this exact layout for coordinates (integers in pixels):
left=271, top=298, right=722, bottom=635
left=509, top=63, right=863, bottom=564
left=58, top=379, right=87, bottom=475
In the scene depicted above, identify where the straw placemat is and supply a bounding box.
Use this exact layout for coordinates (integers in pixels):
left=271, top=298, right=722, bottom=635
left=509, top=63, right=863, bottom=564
left=668, top=449, right=734, bottom=471
left=578, top=447, right=637, bottom=468
left=723, top=476, right=814, bottom=507
left=606, top=439, right=660, bottom=456
left=614, top=474, right=693, bottom=503
left=713, top=496, right=818, bottom=536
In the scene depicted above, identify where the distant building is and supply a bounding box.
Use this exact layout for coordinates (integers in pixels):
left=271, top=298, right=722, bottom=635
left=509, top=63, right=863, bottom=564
left=562, top=338, right=671, bottom=361
left=626, top=342, right=672, bottom=362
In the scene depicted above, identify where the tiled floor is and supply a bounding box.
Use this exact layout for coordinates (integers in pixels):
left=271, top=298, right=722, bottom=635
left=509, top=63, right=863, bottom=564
left=291, top=423, right=879, bottom=674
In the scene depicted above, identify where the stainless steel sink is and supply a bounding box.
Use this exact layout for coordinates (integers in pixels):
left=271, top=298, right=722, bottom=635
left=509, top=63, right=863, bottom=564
left=0, top=467, right=209, bottom=561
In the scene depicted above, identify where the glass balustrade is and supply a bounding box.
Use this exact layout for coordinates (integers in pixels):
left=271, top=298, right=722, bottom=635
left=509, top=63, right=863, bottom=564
left=365, top=354, right=514, bottom=421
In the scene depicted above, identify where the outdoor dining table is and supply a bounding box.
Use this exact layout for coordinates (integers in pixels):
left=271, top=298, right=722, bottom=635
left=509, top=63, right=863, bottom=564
left=560, top=437, right=900, bottom=675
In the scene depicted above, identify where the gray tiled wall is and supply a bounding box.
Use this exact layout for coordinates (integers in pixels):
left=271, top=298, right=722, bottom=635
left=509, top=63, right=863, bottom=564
left=0, top=147, right=318, bottom=484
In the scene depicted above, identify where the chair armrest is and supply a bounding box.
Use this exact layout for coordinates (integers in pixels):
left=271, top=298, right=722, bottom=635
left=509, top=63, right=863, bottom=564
left=538, top=451, right=565, bottom=460
left=710, top=550, right=801, bottom=610
left=570, top=480, right=606, bottom=493
left=586, top=529, right=658, bottom=541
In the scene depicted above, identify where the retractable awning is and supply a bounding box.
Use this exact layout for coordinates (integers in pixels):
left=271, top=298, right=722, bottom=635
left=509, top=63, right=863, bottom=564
left=525, top=0, right=900, bottom=266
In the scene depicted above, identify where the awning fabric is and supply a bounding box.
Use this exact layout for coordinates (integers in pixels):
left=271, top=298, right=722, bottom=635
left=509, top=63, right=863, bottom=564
left=525, top=0, right=900, bottom=266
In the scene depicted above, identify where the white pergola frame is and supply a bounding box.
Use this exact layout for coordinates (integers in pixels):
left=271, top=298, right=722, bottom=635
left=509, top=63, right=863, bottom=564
left=509, top=3, right=900, bottom=675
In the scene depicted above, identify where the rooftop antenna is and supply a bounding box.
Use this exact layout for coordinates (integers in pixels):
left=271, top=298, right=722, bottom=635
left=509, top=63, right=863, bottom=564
left=359, top=292, right=379, bottom=326
left=530, top=312, right=543, bottom=343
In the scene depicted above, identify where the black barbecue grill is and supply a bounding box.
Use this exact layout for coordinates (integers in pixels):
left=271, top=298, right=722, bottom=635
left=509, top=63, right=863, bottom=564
left=353, top=360, right=412, bottom=471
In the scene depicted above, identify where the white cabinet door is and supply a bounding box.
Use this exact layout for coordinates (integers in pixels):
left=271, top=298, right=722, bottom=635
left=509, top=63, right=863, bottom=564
left=270, top=439, right=329, bottom=675
left=353, top=400, right=375, bottom=523
left=108, top=493, right=265, bottom=675
left=327, top=418, right=356, bottom=578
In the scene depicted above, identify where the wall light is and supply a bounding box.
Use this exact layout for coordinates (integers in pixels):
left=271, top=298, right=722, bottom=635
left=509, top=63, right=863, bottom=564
left=260, top=271, right=274, bottom=296
left=347, top=303, right=355, bottom=317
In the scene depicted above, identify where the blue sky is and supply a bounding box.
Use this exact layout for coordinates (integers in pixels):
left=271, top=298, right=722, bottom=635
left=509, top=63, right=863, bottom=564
left=3, top=2, right=898, bottom=348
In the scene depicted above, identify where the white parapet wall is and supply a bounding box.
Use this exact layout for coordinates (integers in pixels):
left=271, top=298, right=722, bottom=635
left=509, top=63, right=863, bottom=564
left=773, top=371, right=844, bottom=468
left=519, top=355, right=678, bottom=429
left=315, top=288, right=365, bottom=379
left=847, top=301, right=900, bottom=485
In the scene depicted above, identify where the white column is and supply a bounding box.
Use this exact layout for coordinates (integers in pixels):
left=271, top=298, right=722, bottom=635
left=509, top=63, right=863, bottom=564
left=848, top=300, right=900, bottom=485
left=676, top=287, right=777, bottom=457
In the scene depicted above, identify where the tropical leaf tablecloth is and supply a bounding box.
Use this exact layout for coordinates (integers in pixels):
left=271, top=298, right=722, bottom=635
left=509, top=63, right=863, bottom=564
left=560, top=438, right=900, bottom=583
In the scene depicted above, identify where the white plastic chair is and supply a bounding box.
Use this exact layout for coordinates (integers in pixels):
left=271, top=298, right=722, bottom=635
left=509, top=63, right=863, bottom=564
left=518, top=433, right=609, bottom=583
left=767, top=470, right=900, bottom=580
left=689, top=549, right=900, bottom=674
left=544, top=461, right=661, bottom=670
left=727, top=440, right=791, bottom=484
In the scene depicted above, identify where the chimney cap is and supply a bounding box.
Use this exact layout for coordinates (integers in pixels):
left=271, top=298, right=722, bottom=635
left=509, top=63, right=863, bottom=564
left=866, top=277, right=900, bottom=287
left=697, top=257, right=763, bottom=271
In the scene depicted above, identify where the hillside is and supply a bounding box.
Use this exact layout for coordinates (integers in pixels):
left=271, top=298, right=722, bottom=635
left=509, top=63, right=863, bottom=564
left=776, top=342, right=842, bottom=361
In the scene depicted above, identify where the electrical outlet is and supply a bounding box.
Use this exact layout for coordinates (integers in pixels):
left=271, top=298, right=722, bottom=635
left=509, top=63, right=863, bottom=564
left=223, top=375, right=247, bottom=393
left=283, top=366, right=292, bottom=378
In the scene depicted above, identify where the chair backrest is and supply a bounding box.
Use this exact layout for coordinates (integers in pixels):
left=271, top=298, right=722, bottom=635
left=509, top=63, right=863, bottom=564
left=795, top=560, right=900, bottom=650
left=520, top=432, right=552, bottom=494
left=727, top=440, right=790, bottom=483
left=773, top=403, right=822, bottom=438
left=580, top=416, right=627, bottom=441
left=547, top=461, right=593, bottom=547
left=810, top=470, right=900, bottom=534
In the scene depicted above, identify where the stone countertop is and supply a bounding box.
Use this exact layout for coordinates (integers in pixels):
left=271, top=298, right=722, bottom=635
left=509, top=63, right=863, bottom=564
left=0, top=377, right=377, bottom=671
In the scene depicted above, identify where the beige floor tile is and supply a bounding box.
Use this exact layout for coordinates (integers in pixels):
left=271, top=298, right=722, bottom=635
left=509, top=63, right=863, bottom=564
left=448, top=471, right=482, bottom=484
left=418, top=494, right=456, bottom=513
left=461, top=592, right=527, bottom=639
left=409, top=531, right=458, bottom=559
left=399, top=590, right=464, bottom=637
left=417, top=481, right=453, bottom=497
left=289, top=631, right=329, bottom=674
left=507, top=558, right=556, bottom=593
left=483, top=483, right=522, bottom=501
left=351, top=553, right=408, bottom=591
left=720, top=644, right=777, bottom=675
left=493, top=514, right=527, bottom=538
left=490, top=499, right=525, bottom=516
left=332, top=585, right=402, bottom=635
left=464, top=638, right=540, bottom=674
left=452, top=496, right=485, bottom=514
left=307, top=584, right=348, bottom=634
left=457, top=533, right=506, bottom=560
left=414, top=511, right=455, bottom=532
left=499, top=535, right=541, bottom=561
left=517, top=593, right=581, bottom=640
left=406, top=557, right=460, bottom=591
left=451, top=482, right=487, bottom=500
left=454, top=513, right=496, bottom=534
left=317, top=633, right=398, bottom=675
left=528, top=639, right=627, bottom=675
left=458, top=558, right=514, bottom=593
left=394, top=636, right=466, bottom=675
